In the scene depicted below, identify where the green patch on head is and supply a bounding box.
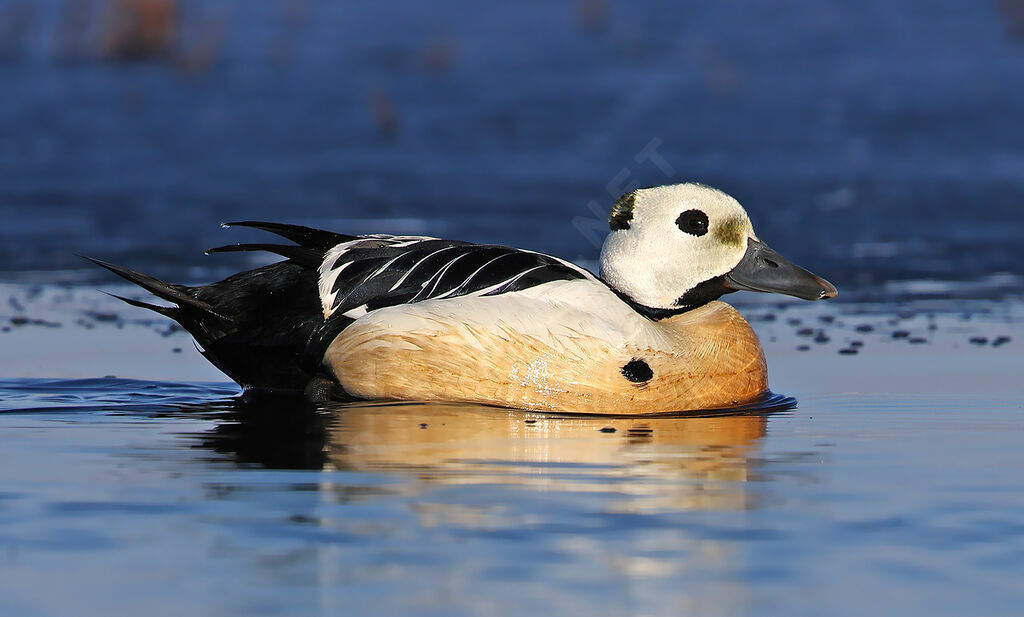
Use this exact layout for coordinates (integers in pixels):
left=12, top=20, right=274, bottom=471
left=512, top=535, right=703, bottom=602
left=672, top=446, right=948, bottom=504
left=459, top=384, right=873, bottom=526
left=609, top=191, right=637, bottom=231
left=714, top=217, right=747, bottom=247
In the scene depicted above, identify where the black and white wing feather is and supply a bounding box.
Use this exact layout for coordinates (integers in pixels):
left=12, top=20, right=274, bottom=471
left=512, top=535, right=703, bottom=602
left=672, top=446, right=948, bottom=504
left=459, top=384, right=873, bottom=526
left=317, top=235, right=596, bottom=319
left=97, top=221, right=597, bottom=394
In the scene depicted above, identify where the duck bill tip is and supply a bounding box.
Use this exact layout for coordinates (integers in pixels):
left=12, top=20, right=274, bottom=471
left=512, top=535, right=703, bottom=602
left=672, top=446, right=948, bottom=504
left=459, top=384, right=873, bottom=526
left=725, top=238, right=838, bottom=302
left=817, top=279, right=839, bottom=300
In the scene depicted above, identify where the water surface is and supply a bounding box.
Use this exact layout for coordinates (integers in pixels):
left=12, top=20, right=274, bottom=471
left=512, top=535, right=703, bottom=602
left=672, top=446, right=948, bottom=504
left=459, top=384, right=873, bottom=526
left=1, top=289, right=1021, bottom=617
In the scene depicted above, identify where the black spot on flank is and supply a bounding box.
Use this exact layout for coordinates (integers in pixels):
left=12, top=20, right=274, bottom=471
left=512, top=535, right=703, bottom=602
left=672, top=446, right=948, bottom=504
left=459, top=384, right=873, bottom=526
left=599, top=427, right=616, bottom=433
left=621, top=358, right=653, bottom=383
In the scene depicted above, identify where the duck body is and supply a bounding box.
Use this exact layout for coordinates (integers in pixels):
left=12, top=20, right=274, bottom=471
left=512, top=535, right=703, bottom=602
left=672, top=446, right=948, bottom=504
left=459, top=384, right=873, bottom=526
left=326, top=281, right=766, bottom=413
left=92, top=183, right=833, bottom=414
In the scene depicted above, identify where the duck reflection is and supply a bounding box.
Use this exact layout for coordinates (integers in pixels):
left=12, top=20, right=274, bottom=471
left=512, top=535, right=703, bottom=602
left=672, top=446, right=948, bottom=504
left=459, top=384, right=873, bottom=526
left=328, top=401, right=782, bottom=512
left=183, top=395, right=795, bottom=615
left=198, top=394, right=792, bottom=513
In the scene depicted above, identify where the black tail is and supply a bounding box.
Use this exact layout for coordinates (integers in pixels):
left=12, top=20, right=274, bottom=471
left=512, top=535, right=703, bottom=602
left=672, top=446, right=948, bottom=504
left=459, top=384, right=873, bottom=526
left=88, top=221, right=353, bottom=394
left=85, top=257, right=229, bottom=320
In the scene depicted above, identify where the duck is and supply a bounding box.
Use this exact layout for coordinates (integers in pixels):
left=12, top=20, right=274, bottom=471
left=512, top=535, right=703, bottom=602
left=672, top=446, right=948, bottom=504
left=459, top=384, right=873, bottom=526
left=90, top=182, right=836, bottom=414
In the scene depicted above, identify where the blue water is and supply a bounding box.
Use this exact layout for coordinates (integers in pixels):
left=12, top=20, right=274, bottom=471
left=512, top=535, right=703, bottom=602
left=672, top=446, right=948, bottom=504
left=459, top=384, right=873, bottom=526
left=1, top=294, right=1022, bottom=617
left=1, top=378, right=1022, bottom=617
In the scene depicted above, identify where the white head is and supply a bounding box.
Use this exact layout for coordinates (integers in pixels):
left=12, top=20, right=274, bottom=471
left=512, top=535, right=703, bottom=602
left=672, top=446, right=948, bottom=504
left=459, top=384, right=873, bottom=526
left=599, top=183, right=836, bottom=313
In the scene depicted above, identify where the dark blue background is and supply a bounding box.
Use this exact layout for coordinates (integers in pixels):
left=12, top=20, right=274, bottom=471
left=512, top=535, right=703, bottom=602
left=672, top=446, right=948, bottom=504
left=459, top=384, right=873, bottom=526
left=1, top=0, right=1022, bottom=287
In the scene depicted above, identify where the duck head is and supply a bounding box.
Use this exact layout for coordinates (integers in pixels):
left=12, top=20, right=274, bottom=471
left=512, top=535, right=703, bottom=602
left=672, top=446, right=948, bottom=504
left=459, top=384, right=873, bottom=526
left=599, top=183, right=837, bottom=315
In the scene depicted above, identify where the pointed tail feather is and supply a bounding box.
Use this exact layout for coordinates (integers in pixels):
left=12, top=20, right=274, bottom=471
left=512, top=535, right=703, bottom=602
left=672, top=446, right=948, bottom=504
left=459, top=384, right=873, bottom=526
left=222, top=221, right=355, bottom=252
left=102, top=292, right=178, bottom=319
left=83, top=256, right=231, bottom=322
left=205, top=243, right=324, bottom=270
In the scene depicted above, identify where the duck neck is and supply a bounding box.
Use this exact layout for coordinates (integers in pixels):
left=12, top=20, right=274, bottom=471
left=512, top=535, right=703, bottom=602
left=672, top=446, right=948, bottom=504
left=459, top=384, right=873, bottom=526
left=604, top=275, right=736, bottom=321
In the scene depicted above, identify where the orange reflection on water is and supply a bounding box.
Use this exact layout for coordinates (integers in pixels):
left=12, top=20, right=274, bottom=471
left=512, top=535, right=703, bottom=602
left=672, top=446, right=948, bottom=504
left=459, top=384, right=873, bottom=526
left=323, top=402, right=771, bottom=513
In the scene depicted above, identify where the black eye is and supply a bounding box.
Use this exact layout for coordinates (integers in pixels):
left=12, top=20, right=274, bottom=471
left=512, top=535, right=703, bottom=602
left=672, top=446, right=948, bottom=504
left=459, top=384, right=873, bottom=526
left=676, top=209, right=709, bottom=236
